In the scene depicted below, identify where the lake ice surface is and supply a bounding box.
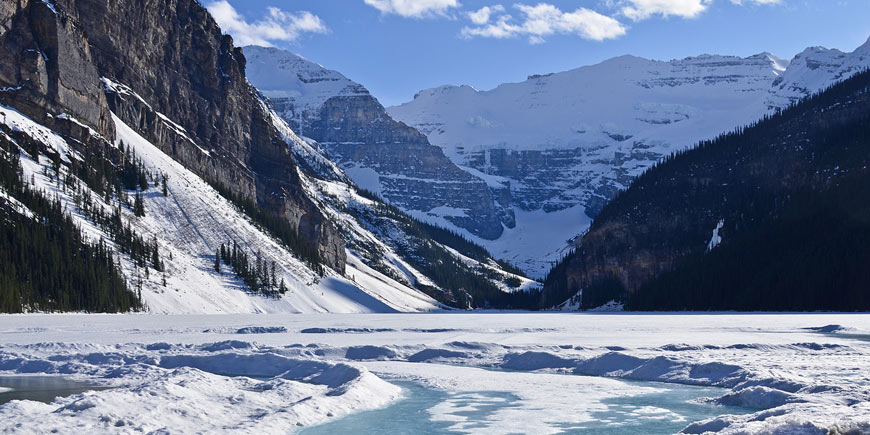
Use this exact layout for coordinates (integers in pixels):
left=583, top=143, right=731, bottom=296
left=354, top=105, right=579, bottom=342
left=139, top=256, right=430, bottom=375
left=0, top=313, right=868, bottom=433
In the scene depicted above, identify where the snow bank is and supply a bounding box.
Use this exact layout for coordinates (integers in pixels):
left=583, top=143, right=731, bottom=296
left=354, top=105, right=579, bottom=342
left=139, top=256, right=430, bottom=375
left=683, top=402, right=870, bottom=435
left=236, top=326, right=288, bottom=335
left=406, top=349, right=467, bottom=363
left=345, top=346, right=397, bottom=361
left=0, top=342, right=401, bottom=433
left=711, top=386, right=800, bottom=409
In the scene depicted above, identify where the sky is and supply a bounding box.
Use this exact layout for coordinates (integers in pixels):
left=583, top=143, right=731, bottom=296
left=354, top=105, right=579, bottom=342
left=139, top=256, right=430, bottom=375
left=207, top=0, right=870, bottom=106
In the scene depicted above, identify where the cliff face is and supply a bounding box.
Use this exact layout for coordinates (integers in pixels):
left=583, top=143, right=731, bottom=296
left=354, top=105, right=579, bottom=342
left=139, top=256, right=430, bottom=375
left=0, top=0, right=344, bottom=271
left=0, top=0, right=114, bottom=140
left=243, top=46, right=508, bottom=241
left=311, top=95, right=507, bottom=239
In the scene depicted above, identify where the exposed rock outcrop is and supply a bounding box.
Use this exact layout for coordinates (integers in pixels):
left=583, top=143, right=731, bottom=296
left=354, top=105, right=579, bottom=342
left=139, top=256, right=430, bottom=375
left=243, top=46, right=508, bottom=240
left=0, top=0, right=345, bottom=272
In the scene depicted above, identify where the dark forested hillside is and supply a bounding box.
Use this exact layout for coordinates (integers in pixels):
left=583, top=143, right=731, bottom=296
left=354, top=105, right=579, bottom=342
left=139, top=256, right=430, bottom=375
left=0, top=136, right=141, bottom=313
left=542, top=69, right=870, bottom=311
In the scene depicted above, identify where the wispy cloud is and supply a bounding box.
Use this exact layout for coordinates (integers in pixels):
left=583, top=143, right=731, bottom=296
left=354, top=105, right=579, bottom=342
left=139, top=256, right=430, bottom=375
left=617, top=0, right=782, bottom=21
left=729, top=0, right=782, bottom=4
left=619, top=0, right=713, bottom=21
left=363, top=0, right=462, bottom=18
left=206, top=1, right=328, bottom=46
left=461, top=3, right=626, bottom=44
left=468, top=5, right=505, bottom=25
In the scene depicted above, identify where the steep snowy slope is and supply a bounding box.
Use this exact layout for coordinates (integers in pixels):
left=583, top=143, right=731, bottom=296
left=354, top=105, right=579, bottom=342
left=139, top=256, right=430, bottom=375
left=243, top=47, right=369, bottom=130
left=389, top=39, right=870, bottom=277
left=263, top=101, right=542, bottom=308
left=1, top=99, right=442, bottom=313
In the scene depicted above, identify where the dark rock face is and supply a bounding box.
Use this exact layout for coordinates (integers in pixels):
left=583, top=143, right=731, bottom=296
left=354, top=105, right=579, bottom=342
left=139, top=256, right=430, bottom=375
left=0, top=0, right=345, bottom=272
left=0, top=0, right=114, bottom=138
left=242, top=46, right=508, bottom=241
left=312, top=95, right=506, bottom=239
left=462, top=147, right=650, bottom=217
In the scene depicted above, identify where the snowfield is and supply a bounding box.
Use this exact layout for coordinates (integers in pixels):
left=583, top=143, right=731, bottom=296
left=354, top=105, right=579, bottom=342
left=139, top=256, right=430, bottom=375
left=1, top=313, right=868, bottom=434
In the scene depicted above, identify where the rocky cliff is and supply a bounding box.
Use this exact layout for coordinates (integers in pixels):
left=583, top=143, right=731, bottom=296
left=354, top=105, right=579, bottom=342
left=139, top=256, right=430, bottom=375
left=243, top=46, right=509, bottom=241
left=0, top=0, right=344, bottom=271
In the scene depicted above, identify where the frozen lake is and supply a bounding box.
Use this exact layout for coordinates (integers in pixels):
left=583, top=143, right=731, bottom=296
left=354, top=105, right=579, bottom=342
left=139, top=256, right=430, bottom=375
left=302, top=379, right=751, bottom=434
left=0, top=376, right=110, bottom=406
left=0, top=313, right=868, bottom=433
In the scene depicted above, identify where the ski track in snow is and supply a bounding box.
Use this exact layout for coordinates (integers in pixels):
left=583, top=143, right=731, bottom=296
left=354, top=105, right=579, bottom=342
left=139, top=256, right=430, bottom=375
left=0, top=314, right=869, bottom=434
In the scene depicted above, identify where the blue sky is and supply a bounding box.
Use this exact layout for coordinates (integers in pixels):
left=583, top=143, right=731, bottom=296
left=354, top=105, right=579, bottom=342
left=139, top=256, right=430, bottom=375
left=207, top=0, right=870, bottom=106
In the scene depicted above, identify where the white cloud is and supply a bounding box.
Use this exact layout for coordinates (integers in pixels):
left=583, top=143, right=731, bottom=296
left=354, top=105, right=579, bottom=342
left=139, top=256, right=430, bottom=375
left=462, top=3, right=626, bottom=44
left=468, top=5, right=505, bottom=25
left=618, top=0, right=782, bottom=21
left=206, top=1, right=328, bottom=47
left=619, top=0, right=712, bottom=21
left=364, top=0, right=461, bottom=18
left=729, top=0, right=782, bottom=4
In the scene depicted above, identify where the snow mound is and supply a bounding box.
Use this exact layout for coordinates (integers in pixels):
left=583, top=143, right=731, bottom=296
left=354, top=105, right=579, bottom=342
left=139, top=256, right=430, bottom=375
left=682, top=402, right=870, bottom=435
left=235, top=326, right=288, bottom=335
left=300, top=327, right=395, bottom=334
left=406, top=349, right=467, bottom=363
left=0, top=342, right=401, bottom=433
left=501, top=351, right=575, bottom=370
left=345, top=346, right=398, bottom=361
left=712, top=386, right=801, bottom=409
left=804, top=325, right=851, bottom=333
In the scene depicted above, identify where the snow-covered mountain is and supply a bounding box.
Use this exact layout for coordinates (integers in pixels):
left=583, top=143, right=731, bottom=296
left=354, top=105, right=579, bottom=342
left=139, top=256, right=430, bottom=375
left=0, top=0, right=534, bottom=314
left=243, top=47, right=511, bottom=241
left=388, top=38, right=870, bottom=277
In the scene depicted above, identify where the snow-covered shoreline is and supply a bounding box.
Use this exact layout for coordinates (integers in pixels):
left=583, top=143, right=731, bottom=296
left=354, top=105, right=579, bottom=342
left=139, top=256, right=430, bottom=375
left=1, top=313, right=868, bottom=433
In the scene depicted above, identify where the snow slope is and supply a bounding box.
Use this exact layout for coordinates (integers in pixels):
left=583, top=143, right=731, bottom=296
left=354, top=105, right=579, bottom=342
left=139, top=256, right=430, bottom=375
left=264, top=101, right=541, bottom=297
left=112, top=113, right=440, bottom=313
left=244, top=46, right=369, bottom=129
left=388, top=38, right=870, bottom=277
left=2, top=99, right=442, bottom=314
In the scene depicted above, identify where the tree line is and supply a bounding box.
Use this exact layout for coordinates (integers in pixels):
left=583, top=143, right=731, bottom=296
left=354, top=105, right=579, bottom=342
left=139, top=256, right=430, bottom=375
left=0, top=141, right=142, bottom=313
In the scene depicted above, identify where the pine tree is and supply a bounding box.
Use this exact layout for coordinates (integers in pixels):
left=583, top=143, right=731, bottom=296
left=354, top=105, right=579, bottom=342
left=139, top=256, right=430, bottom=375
left=133, top=191, right=145, bottom=217
left=214, top=250, right=221, bottom=274
left=270, top=261, right=277, bottom=289
left=161, top=174, right=168, bottom=196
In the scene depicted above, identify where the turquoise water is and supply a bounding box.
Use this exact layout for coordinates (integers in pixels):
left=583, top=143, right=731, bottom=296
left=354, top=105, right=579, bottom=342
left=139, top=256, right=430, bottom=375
left=0, top=376, right=109, bottom=405
left=302, top=379, right=750, bottom=434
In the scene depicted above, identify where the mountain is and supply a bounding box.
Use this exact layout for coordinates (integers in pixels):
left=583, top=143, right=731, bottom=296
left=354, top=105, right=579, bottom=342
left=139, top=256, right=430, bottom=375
left=243, top=46, right=510, bottom=241
left=388, top=39, right=870, bottom=277
left=0, top=0, right=534, bottom=313
left=541, top=68, right=870, bottom=311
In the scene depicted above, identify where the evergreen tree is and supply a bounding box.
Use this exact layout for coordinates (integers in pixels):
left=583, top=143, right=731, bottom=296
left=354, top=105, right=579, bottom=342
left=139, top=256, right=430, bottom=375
left=133, top=191, right=145, bottom=217
left=214, top=250, right=221, bottom=274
